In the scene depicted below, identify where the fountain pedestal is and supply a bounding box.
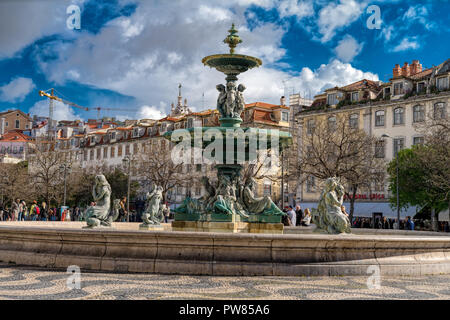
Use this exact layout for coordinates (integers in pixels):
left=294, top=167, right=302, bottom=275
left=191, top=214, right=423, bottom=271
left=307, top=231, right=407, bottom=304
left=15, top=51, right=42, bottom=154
left=172, top=221, right=284, bottom=234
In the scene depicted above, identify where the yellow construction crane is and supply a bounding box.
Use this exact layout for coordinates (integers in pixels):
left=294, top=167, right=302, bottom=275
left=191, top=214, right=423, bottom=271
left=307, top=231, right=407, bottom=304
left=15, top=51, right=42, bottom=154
left=38, top=88, right=89, bottom=137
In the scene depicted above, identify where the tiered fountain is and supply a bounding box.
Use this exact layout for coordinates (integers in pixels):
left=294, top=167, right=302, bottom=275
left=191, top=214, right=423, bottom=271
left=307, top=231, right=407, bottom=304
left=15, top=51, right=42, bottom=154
left=164, top=24, right=293, bottom=233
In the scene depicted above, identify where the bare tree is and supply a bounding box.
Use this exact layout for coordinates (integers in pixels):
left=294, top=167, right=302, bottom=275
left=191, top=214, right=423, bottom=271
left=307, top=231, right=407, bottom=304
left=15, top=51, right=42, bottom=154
left=0, top=161, right=30, bottom=205
left=27, top=141, right=73, bottom=207
left=298, top=114, right=385, bottom=221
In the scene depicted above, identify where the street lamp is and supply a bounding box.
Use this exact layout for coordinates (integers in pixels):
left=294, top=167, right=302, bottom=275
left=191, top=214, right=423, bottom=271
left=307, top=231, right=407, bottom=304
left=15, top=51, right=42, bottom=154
left=381, top=134, right=400, bottom=229
left=122, top=155, right=132, bottom=222
left=59, top=163, right=71, bottom=207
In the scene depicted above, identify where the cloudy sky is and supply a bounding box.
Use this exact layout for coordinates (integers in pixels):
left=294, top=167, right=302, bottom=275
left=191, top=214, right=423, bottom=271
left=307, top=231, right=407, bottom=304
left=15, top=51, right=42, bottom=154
left=0, top=0, right=449, bottom=121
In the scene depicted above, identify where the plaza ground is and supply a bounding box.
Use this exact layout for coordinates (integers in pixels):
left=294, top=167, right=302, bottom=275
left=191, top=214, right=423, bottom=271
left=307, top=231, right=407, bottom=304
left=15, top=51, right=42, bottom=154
left=0, top=263, right=449, bottom=300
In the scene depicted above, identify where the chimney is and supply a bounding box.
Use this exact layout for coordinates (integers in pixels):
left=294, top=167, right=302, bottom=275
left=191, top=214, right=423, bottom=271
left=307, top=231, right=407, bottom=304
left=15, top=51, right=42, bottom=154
left=393, top=64, right=401, bottom=77
left=410, top=60, right=422, bottom=75
left=280, top=96, right=286, bottom=106
left=401, top=62, right=410, bottom=77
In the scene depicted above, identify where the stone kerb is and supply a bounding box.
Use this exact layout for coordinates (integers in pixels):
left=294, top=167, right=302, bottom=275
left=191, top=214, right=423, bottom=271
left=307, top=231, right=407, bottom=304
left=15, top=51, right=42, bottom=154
left=1, top=225, right=450, bottom=276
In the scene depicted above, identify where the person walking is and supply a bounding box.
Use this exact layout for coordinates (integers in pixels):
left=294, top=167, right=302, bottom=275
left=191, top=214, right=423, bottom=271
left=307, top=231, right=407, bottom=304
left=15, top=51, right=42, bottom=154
left=119, top=197, right=127, bottom=222
left=163, top=203, right=171, bottom=223
left=21, top=201, right=27, bottom=221
left=295, top=205, right=303, bottom=226
left=0, top=202, right=4, bottom=221
left=287, top=206, right=296, bottom=227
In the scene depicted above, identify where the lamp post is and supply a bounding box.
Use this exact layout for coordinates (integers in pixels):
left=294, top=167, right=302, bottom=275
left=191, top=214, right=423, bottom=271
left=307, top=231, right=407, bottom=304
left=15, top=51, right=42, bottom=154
left=59, top=163, right=71, bottom=207
left=381, top=134, right=400, bottom=229
left=122, top=155, right=132, bottom=222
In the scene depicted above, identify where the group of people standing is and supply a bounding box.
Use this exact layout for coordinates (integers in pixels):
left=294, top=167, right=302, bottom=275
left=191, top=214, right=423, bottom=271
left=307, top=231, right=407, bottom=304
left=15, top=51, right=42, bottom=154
left=283, top=205, right=312, bottom=227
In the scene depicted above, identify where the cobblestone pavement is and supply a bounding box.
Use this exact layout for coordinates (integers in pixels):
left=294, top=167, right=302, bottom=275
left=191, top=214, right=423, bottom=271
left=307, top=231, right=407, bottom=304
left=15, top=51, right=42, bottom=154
left=0, top=263, right=449, bottom=300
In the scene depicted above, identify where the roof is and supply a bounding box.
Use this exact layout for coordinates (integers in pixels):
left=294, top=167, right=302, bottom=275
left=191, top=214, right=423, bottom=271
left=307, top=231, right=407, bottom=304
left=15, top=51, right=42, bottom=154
left=409, top=68, right=433, bottom=80
left=245, top=102, right=289, bottom=110
left=0, top=109, right=32, bottom=121
left=339, top=79, right=381, bottom=92
left=0, top=131, right=33, bottom=142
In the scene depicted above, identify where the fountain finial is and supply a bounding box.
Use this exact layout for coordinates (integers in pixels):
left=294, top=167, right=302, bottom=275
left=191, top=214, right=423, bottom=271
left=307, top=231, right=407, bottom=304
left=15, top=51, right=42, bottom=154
left=223, top=23, right=242, bottom=54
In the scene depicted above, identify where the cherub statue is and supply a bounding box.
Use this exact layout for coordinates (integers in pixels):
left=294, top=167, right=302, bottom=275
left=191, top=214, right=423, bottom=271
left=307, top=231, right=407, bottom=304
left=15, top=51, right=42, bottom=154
left=311, top=177, right=351, bottom=234
left=83, top=175, right=112, bottom=228
left=225, top=81, right=236, bottom=117
left=234, top=84, right=246, bottom=118
left=216, top=84, right=227, bottom=118
left=140, top=183, right=164, bottom=226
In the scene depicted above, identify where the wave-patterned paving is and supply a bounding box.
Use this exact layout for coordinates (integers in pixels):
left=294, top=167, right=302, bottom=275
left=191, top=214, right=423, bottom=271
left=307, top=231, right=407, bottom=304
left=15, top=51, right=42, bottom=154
left=1, top=263, right=450, bottom=300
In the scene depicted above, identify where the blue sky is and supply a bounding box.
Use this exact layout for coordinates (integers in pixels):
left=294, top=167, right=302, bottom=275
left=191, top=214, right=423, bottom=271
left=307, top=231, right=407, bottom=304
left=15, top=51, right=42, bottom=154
left=0, top=0, right=448, bottom=121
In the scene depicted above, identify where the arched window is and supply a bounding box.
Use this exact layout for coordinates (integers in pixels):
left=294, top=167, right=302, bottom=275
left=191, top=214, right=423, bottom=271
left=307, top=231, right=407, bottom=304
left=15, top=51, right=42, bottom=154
left=349, top=113, right=359, bottom=128
left=434, top=102, right=446, bottom=119
left=413, top=105, right=425, bottom=122
left=375, top=110, right=385, bottom=126
left=393, top=107, right=404, bottom=125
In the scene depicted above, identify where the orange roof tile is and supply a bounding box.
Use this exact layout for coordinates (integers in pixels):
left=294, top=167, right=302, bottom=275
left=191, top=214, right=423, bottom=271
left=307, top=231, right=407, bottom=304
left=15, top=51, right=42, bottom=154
left=0, top=131, right=32, bottom=142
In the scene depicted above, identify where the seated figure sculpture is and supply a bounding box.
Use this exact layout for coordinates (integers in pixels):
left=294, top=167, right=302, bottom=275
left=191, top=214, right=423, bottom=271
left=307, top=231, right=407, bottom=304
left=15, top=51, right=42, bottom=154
left=140, top=183, right=164, bottom=227
left=311, top=177, right=351, bottom=234
left=242, top=178, right=283, bottom=215
left=84, top=175, right=112, bottom=228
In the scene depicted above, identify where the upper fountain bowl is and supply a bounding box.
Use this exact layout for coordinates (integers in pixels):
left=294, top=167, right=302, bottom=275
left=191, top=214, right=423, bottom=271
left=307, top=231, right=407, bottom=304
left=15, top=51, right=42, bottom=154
left=202, top=54, right=262, bottom=76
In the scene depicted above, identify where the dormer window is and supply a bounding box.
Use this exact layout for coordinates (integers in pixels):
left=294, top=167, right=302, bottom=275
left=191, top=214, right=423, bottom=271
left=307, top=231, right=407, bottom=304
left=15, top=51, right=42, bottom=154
left=187, top=118, right=194, bottom=128
left=394, top=82, right=404, bottom=95
left=133, top=128, right=139, bottom=137
left=327, top=93, right=338, bottom=105
left=437, top=77, right=449, bottom=90
left=351, top=92, right=359, bottom=102
left=281, top=111, right=289, bottom=122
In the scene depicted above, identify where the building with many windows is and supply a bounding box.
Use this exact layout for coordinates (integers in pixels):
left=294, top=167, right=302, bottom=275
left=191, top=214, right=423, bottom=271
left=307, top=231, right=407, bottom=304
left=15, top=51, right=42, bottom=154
left=294, top=58, right=450, bottom=218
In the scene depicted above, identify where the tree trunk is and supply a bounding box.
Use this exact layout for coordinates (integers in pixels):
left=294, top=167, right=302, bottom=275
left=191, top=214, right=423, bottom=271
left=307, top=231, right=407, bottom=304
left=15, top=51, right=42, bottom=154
left=431, top=208, right=439, bottom=232
left=348, top=187, right=357, bottom=225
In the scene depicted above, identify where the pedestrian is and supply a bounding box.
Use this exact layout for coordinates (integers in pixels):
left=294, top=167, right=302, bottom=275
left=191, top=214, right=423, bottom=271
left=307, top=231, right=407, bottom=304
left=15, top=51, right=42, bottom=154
left=287, top=205, right=296, bottom=227
left=163, top=203, right=171, bottom=223
left=406, top=216, right=415, bottom=231
left=301, top=208, right=312, bottom=226
left=40, top=202, right=49, bottom=221
left=119, top=197, right=127, bottom=222
left=29, top=200, right=39, bottom=221
left=393, top=219, right=399, bottom=229
left=0, top=202, right=4, bottom=221
left=21, top=201, right=27, bottom=221
left=295, top=204, right=303, bottom=226
left=11, top=199, right=19, bottom=221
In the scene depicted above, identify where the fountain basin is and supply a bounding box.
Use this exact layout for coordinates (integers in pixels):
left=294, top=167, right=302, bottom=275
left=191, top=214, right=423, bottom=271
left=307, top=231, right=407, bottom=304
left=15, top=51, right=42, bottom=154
left=1, top=223, right=450, bottom=276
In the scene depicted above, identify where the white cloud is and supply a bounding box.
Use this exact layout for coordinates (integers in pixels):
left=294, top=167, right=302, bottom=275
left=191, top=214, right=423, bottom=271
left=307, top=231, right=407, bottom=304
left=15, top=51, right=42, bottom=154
left=392, top=37, right=420, bottom=52
left=334, top=35, right=363, bottom=63
left=0, top=77, right=36, bottom=103
left=138, top=105, right=166, bottom=119
left=278, top=0, right=314, bottom=20
left=403, top=5, right=434, bottom=30
left=29, top=99, right=84, bottom=121
left=0, top=0, right=86, bottom=58
left=29, top=0, right=378, bottom=116
left=317, top=0, right=367, bottom=43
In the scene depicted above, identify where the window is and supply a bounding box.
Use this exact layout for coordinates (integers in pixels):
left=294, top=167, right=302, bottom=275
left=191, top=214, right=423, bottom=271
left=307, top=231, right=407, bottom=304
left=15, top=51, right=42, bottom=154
left=90, top=150, right=94, bottom=161
left=393, top=107, right=404, bottom=125
left=434, top=102, right=446, bottom=119
left=351, top=92, right=359, bottom=102
left=187, top=118, right=194, bottom=128
left=375, top=110, right=385, bottom=126
left=196, top=164, right=202, bottom=172
left=437, top=77, right=449, bottom=90
left=281, top=111, right=289, bottom=122
left=375, top=140, right=385, bottom=158
left=413, top=105, right=425, bottom=123
left=133, top=128, right=139, bottom=137
left=306, top=176, right=315, bottom=193
left=109, top=132, right=116, bottom=140
left=393, top=82, right=404, bottom=95
left=103, top=147, right=108, bottom=159
left=417, top=82, right=425, bottom=93
left=327, top=116, right=336, bottom=130
left=160, top=123, right=167, bottom=133
left=97, top=148, right=101, bottom=160
left=373, top=172, right=385, bottom=192
left=327, top=93, right=338, bottom=105
left=110, top=146, right=115, bottom=158
left=84, top=150, right=88, bottom=161
left=413, top=136, right=424, bottom=145
left=307, top=119, right=315, bottom=135
left=195, top=187, right=202, bottom=196
left=125, top=145, right=130, bottom=155
left=393, top=138, right=405, bottom=156
left=263, top=182, right=271, bottom=196
left=349, top=114, right=359, bottom=129
left=118, top=145, right=123, bottom=157
left=5, top=122, right=8, bottom=127
left=384, top=87, right=391, bottom=98
left=133, top=143, right=138, bottom=154
left=15, top=120, right=20, bottom=128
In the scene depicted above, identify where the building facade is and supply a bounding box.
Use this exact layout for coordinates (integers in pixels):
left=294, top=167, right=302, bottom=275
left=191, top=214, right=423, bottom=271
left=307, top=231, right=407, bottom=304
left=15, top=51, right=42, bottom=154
left=294, top=58, right=450, bottom=218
